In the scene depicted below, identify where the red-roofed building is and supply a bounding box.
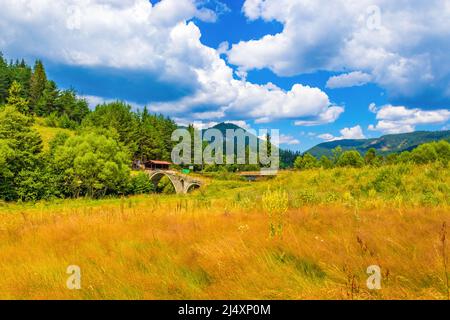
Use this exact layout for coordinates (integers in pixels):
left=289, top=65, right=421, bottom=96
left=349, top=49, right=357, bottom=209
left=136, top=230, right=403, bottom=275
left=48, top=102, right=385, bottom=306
left=144, top=160, right=172, bottom=171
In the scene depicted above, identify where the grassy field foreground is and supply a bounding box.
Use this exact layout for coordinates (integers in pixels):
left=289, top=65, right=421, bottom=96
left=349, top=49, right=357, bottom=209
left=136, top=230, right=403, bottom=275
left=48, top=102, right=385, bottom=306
left=0, top=163, right=449, bottom=299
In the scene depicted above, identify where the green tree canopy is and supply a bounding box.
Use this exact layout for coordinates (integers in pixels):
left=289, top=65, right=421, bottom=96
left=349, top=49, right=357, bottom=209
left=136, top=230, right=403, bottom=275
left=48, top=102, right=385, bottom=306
left=0, top=105, right=43, bottom=200
left=0, top=140, right=14, bottom=181
left=0, top=54, right=32, bottom=105
left=5, top=81, right=29, bottom=113
left=137, top=107, right=177, bottom=161
left=319, top=155, right=333, bottom=169
left=337, top=150, right=364, bottom=168
left=82, top=101, right=140, bottom=154
left=364, top=148, right=377, bottom=165
left=0, top=53, right=9, bottom=104
left=56, top=89, right=90, bottom=124
left=52, top=132, right=131, bottom=198
left=36, top=80, right=59, bottom=116
left=29, top=60, right=47, bottom=111
left=332, top=146, right=343, bottom=164
left=294, top=153, right=319, bottom=170
left=409, top=140, right=450, bottom=164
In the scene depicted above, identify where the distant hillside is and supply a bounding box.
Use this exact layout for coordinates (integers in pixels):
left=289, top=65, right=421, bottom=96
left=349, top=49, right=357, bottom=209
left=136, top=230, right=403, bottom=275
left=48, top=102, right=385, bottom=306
left=207, top=122, right=301, bottom=168
left=210, top=122, right=243, bottom=133
left=306, top=130, right=450, bottom=158
left=203, top=122, right=264, bottom=152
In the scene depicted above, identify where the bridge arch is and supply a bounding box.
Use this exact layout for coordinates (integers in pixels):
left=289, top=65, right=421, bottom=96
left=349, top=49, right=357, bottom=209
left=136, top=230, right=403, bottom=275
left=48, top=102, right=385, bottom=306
left=149, top=171, right=182, bottom=194
left=185, top=183, right=201, bottom=194
left=147, top=170, right=202, bottom=194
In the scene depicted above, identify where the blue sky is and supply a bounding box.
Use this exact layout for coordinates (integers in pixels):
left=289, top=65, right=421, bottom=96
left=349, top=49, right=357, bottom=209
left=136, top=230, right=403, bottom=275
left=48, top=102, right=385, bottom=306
left=1, top=0, right=449, bottom=151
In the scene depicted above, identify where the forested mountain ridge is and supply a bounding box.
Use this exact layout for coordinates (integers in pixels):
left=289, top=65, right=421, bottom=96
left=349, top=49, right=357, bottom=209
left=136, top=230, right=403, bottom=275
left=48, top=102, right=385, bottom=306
left=202, top=123, right=450, bottom=168
left=205, top=122, right=301, bottom=169
left=306, top=130, right=450, bottom=158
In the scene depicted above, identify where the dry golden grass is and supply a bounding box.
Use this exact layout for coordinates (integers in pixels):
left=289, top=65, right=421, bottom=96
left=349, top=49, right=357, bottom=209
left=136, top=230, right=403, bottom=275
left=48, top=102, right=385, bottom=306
left=0, top=164, right=449, bottom=300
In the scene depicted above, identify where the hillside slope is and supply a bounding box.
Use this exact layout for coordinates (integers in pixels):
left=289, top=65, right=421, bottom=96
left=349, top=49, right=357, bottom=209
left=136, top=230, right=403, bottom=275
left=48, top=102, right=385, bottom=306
left=306, top=130, right=450, bottom=158
left=207, top=123, right=301, bottom=167
left=33, top=118, right=74, bottom=150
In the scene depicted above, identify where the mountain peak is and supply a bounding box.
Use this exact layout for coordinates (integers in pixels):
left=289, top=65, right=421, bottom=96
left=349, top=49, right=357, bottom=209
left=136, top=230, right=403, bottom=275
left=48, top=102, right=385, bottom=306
left=211, top=122, right=246, bottom=132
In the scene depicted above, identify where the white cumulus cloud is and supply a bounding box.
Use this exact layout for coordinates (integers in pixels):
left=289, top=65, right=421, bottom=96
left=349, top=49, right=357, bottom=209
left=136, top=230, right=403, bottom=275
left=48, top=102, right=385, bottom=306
left=368, top=105, right=450, bottom=134
left=279, top=134, right=301, bottom=145
left=318, top=125, right=366, bottom=141
left=229, top=0, right=450, bottom=106
left=326, top=71, right=372, bottom=89
left=0, top=0, right=342, bottom=125
left=294, top=106, right=345, bottom=126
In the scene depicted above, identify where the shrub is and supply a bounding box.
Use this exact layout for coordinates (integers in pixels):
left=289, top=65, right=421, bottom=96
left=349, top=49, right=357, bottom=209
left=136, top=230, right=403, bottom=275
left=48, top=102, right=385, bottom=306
left=298, top=190, right=319, bottom=205
left=58, top=114, right=77, bottom=129
left=367, top=168, right=404, bottom=195
left=16, top=165, right=61, bottom=201
left=399, top=140, right=450, bottom=165
left=262, top=188, right=289, bottom=238
left=337, top=150, right=364, bottom=168
left=319, top=155, right=333, bottom=169
left=364, top=148, right=377, bottom=165
left=44, top=112, right=59, bottom=127
left=294, top=153, right=319, bottom=170
left=157, top=176, right=176, bottom=194
left=435, top=140, right=450, bottom=161
left=410, top=143, right=438, bottom=164
left=128, top=172, right=155, bottom=195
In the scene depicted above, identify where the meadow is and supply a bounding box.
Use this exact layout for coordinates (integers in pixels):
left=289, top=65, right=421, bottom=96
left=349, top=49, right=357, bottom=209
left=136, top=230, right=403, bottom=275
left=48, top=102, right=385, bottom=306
left=0, top=163, right=449, bottom=300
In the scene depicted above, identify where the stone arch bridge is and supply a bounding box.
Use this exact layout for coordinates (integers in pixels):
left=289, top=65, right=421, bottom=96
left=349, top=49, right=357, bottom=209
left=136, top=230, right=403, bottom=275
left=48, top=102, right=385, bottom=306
left=146, top=170, right=202, bottom=194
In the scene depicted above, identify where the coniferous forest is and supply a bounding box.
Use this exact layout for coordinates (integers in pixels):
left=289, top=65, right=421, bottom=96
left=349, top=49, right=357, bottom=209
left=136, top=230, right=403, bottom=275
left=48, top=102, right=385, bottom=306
left=0, top=54, right=180, bottom=200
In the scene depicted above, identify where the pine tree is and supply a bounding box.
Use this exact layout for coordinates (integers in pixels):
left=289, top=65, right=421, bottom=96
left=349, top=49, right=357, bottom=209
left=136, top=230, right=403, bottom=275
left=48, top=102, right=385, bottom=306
left=56, top=89, right=89, bottom=123
left=0, top=52, right=10, bottom=104
left=29, top=60, right=47, bottom=112
left=11, top=59, right=32, bottom=99
left=36, top=80, right=59, bottom=116
left=5, top=81, right=29, bottom=113
left=137, top=107, right=166, bottom=161
left=81, top=101, right=140, bottom=154
left=0, top=105, right=43, bottom=200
